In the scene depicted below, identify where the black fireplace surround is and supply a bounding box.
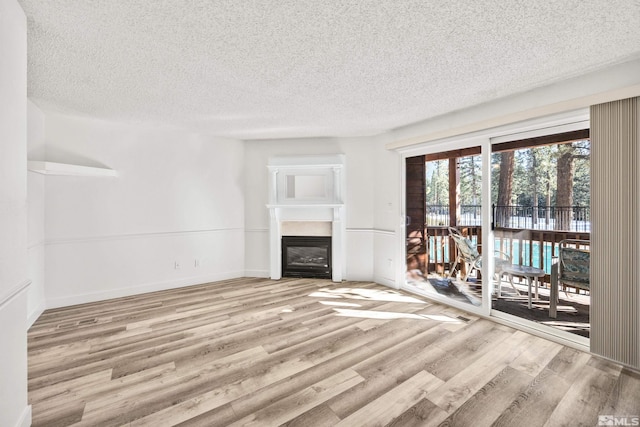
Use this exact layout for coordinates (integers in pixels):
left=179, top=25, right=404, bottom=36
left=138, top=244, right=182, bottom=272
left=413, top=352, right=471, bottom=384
left=281, top=236, right=332, bottom=279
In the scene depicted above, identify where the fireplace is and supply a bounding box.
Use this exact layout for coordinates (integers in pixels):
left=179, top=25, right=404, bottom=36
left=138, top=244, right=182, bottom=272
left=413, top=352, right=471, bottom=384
left=281, top=236, right=332, bottom=279
left=267, top=155, right=345, bottom=281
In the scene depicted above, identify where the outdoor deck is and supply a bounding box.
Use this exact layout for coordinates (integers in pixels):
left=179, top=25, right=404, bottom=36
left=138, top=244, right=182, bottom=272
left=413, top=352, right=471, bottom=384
left=420, top=215, right=590, bottom=286
left=406, top=271, right=590, bottom=338
left=406, top=206, right=591, bottom=337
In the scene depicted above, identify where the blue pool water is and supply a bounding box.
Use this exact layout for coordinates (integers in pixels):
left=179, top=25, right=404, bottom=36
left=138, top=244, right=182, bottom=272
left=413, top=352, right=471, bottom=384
left=494, top=240, right=556, bottom=273
left=427, top=237, right=557, bottom=274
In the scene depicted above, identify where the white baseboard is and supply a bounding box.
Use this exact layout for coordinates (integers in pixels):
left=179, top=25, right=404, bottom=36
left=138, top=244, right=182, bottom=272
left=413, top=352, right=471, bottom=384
left=27, top=304, right=45, bottom=328
left=46, top=271, right=245, bottom=309
left=344, top=273, right=374, bottom=282
left=244, top=269, right=270, bottom=278
left=15, top=405, right=31, bottom=427
left=375, top=276, right=398, bottom=289
left=244, top=270, right=374, bottom=281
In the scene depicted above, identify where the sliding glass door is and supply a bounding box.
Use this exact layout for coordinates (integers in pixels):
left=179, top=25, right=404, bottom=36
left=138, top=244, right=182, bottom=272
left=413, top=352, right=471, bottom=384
left=490, top=132, right=591, bottom=340
left=399, top=120, right=591, bottom=347
left=403, top=144, right=492, bottom=314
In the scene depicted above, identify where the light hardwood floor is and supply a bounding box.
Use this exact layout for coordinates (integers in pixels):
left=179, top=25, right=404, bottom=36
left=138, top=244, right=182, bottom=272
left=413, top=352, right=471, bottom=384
left=28, top=278, right=640, bottom=426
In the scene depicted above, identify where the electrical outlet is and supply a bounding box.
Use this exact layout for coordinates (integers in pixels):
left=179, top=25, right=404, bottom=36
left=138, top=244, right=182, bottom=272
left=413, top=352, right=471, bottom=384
left=194, top=259, right=200, bottom=268
left=174, top=261, right=181, bottom=270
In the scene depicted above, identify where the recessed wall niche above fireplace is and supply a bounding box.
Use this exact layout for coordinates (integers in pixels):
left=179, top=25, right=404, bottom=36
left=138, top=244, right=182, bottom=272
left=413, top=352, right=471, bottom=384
left=267, top=155, right=345, bottom=282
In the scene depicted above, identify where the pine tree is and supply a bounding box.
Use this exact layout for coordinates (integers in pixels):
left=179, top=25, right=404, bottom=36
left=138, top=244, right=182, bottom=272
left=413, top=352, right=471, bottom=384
left=555, top=140, right=589, bottom=230
left=496, top=151, right=514, bottom=227
left=459, top=155, right=481, bottom=205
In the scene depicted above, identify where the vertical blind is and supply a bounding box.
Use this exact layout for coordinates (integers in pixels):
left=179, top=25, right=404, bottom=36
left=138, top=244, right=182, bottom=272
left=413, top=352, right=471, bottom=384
left=590, top=97, right=639, bottom=369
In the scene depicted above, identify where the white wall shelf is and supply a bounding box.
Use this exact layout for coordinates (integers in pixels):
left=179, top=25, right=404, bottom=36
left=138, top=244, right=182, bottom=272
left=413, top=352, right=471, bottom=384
left=27, top=161, right=117, bottom=177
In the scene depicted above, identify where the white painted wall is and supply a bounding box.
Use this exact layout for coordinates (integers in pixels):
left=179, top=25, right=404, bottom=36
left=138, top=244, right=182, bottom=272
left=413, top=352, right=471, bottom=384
left=27, top=100, right=46, bottom=325
left=0, top=1, right=31, bottom=426
left=244, top=137, right=378, bottom=281
left=43, top=114, right=245, bottom=307
left=373, top=136, right=401, bottom=287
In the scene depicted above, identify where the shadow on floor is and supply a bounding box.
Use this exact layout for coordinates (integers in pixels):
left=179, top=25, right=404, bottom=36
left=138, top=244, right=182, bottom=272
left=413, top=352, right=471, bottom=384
left=407, top=270, right=590, bottom=338
left=492, top=290, right=590, bottom=338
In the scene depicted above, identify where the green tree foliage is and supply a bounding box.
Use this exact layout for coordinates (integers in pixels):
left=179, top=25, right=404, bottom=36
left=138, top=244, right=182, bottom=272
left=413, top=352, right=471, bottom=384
left=491, top=153, right=500, bottom=204
left=459, top=155, right=481, bottom=206
left=572, top=140, right=591, bottom=207
left=425, top=155, right=483, bottom=206
left=532, top=145, right=556, bottom=208
left=425, top=140, right=589, bottom=223
left=508, top=146, right=557, bottom=207
left=497, top=140, right=589, bottom=210
left=425, top=159, right=449, bottom=206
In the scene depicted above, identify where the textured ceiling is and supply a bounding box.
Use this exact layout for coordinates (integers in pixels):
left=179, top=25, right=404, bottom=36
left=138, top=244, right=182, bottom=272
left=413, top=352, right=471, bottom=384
left=18, top=0, right=640, bottom=140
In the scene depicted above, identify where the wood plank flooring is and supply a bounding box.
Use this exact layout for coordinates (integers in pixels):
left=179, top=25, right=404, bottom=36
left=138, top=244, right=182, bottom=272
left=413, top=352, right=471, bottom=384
left=28, top=278, right=640, bottom=426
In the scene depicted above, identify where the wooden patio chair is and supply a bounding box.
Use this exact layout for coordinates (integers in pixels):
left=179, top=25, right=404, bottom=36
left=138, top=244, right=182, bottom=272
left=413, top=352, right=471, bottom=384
left=550, top=239, right=590, bottom=318
left=447, top=227, right=517, bottom=294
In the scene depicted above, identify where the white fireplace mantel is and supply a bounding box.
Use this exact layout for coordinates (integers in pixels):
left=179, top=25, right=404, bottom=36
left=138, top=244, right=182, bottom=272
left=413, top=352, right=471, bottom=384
left=267, top=155, right=346, bottom=281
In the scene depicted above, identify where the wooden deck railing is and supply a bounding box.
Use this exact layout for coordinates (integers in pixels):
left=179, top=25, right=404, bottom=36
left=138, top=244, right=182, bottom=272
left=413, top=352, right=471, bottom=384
left=494, top=228, right=590, bottom=284
left=426, top=204, right=590, bottom=232
left=493, top=205, right=590, bottom=232
left=425, top=226, right=482, bottom=276
left=425, top=225, right=590, bottom=284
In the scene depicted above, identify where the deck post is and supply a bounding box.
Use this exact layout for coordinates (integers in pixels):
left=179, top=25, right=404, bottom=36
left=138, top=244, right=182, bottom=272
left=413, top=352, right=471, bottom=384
left=449, top=157, right=461, bottom=274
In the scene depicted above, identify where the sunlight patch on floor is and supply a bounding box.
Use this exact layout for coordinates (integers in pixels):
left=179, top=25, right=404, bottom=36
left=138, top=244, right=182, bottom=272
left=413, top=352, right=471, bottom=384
left=542, top=321, right=590, bottom=333
left=550, top=305, right=578, bottom=314
left=309, top=287, right=427, bottom=304
left=332, top=308, right=462, bottom=323
left=318, top=300, right=362, bottom=307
